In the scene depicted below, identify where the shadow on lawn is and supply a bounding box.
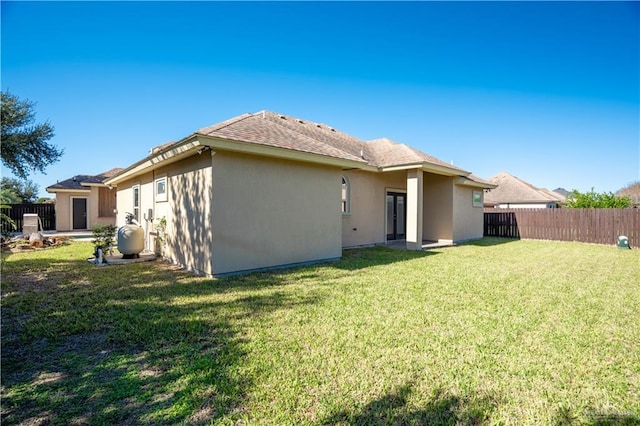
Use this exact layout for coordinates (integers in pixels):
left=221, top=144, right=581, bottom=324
left=336, top=246, right=438, bottom=271
left=554, top=405, right=640, bottom=426
left=322, top=383, right=497, bottom=425
left=1, top=253, right=324, bottom=425
left=462, top=237, right=520, bottom=247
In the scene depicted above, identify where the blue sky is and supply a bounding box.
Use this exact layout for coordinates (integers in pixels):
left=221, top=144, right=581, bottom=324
left=2, top=1, right=638, bottom=198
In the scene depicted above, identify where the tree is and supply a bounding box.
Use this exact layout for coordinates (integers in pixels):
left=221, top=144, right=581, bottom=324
left=0, top=188, right=21, bottom=204
left=565, top=188, right=633, bottom=208
left=1, top=90, right=63, bottom=179
left=0, top=189, right=18, bottom=232
left=1, top=177, right=40, bottom=203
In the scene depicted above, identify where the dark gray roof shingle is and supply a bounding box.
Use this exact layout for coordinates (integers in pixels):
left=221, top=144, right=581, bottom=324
left=47, top=168, right=123, bottom=191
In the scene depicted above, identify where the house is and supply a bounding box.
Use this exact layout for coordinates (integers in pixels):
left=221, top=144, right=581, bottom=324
left=484, top=172, right=566, bottom=208
left=105, top=111, right=495, bottom=276
left=46, top=168, right=123, bottom=231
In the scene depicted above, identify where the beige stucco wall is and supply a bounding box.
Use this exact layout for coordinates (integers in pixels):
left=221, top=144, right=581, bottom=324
left=453, top=185, right=485, bottom=241
left=422, top=173, right=453, bottom=242
left=211, top=151, right=342, bottom=275
left=115, top=151, right=342, bottom=276
left=54, top=191, right=85, bottom=231
left=341, top=170, right=406, bottom=247
left=53, top=187, right=116, bottom=231
left=342, top=170, right=486, bottom=246
left=115, top=155, right=214, bottom=275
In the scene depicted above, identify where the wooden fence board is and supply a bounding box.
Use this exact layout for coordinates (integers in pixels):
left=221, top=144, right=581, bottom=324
left=1, top=203, right=56, bottom=233
left=484, top=208, right=640, bottom=247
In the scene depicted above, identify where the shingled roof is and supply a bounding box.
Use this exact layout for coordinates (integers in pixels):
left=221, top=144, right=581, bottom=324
left=47, top=168, right=123, bottom=192
left=484, top=172, right=566, bottom=205
left=111, top=110, right=483, bottom=185
left=197, top=111, right=366, bottom=164
left=195, top=110, right=469, bottom=173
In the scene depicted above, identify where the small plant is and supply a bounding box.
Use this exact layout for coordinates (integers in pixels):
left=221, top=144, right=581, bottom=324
left=92, top=225, right=117, bottom=259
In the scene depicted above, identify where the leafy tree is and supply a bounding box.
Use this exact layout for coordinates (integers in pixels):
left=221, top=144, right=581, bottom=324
left=565, top=188, right=633, bottom=208
left=1, top=90, right=63, bottom=179
left=0, top=190, right=18, bottom=232
left=0, top=177, right=40, bottom=203
left=0, top=205, right=17, bottom=232
left=0, top=188, right=21, bottom=204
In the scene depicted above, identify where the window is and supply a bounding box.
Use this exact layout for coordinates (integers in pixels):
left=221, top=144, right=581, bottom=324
left=133, top=185, right=140, bottom=223
left=155, top=176, right=167, bottom=202
left=472, top=191, right=483, bottom=208
left=341, top=175, right=350, bottom=214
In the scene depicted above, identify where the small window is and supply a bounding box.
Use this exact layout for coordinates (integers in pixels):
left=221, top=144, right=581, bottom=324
left=473, top=191, right=483, bottom=208
left=133, top=185, right=140, bottom=223
left=155, top=176, right=167, bottom=202
left=341, top=175, right=350, bottom=214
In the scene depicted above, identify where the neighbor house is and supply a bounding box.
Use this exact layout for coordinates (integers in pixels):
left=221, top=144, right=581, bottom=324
left=46, top=168, right=123, bottom=231
left=484, top=172, right=566, bottom=208
left=105, top=111, right=495, bottom=276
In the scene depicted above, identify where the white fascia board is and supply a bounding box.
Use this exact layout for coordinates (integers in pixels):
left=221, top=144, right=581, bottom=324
left=454, top=176, right=497, bottom=189
left=380, top=162, right=470, bottom=177
left=80, top=183, right=108, bottom=188
left=45, top=188, right=91, bottom=194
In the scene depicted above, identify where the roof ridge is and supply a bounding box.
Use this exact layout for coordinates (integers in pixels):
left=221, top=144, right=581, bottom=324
left=262, top=110, right=368, bottom=161
left=197, top=112, right=255, bottom=135
left=266, top=110, right=365, bottom=142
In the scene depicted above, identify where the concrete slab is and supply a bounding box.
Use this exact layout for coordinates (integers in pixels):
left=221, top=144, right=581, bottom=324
left=88, top=251, right=157, bottom=265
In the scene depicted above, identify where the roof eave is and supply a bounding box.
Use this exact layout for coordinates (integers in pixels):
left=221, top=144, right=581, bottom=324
left=379, top=162, right=470, bottom=176
left=454, top=176, right=497, bottom=189
left=46, top=188, right=91, bottom=194
left=81, top=182, right=109, bottom=188
left=105, top=136, right=201, bottom=185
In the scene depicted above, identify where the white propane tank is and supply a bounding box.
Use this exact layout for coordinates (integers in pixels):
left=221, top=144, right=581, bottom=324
left=118, top=213, right=144, bottom=258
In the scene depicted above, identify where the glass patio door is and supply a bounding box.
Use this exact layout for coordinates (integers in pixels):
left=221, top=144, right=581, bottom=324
left=386, top=192, right=406, bottom=240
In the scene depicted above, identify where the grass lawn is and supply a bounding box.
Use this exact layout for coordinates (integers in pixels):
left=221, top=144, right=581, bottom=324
left=1, top=238, right=639, bottom=425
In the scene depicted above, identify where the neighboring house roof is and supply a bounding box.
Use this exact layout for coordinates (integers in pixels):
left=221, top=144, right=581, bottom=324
left=46, top=168, right=124, bottom=192
left=484, top=172, right=566, bottom=205
left=106, top=110, right=493, bottom=187
left=553, top=187, right=570, bottom=198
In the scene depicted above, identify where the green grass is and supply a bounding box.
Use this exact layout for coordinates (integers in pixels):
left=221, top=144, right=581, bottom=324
left=1, top=238, right=639, bottom=425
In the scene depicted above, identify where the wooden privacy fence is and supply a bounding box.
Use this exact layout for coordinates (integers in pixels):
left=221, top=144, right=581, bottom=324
left=484, top=208, right=640, bottom=247
left=1, top=203, right=56, bottom=233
